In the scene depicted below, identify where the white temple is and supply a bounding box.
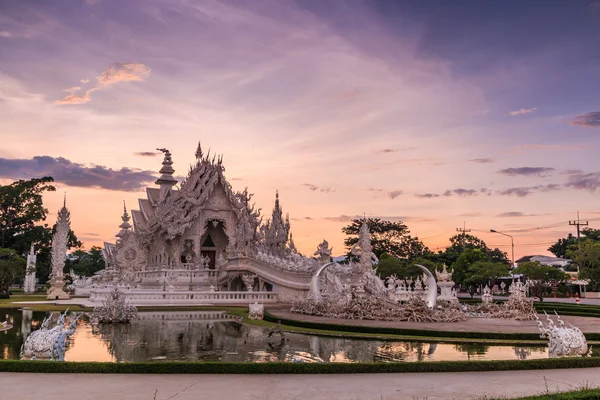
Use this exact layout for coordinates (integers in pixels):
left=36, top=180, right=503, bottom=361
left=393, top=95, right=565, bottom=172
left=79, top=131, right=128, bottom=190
left=88, top=143, right=322, bottom=305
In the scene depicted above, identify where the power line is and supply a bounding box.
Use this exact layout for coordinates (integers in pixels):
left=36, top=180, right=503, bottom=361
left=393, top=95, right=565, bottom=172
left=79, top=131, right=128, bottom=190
left=569, top=211, right=589, bottom=239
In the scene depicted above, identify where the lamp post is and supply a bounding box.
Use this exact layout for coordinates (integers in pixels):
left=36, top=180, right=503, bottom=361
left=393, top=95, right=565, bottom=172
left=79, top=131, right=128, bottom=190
left=490, top=229, right=515, bottom=269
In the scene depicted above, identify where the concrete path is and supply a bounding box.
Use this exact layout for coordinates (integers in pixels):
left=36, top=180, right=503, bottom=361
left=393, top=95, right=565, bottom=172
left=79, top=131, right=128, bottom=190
left=269, top=308, right=600, bottom=334
left=2, top=369, right=599, bottom=400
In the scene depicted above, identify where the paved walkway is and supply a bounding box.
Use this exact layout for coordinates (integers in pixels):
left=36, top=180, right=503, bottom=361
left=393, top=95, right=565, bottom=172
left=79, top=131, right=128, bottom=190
left=269, top=308, right=600, bottom=334
left=2, top=369, right=599, bottom=400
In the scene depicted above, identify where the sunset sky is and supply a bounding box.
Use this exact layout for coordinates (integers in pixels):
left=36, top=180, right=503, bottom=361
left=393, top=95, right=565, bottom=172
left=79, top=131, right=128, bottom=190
left=1, top=0, right=600, bottom=259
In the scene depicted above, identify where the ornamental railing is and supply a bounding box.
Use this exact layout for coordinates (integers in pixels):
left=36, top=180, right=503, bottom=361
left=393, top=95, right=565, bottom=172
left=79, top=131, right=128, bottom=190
left=88, top=288, right=278, bottom=305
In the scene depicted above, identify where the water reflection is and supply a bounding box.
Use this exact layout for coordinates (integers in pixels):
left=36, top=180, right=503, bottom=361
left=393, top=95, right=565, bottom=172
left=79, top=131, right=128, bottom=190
left=0, top=308, right=590, bottom=363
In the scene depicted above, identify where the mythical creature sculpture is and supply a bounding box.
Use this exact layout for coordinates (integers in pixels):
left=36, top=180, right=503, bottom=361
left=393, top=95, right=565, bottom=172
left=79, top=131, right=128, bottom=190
left=536, top=312, right=589, bottom=358
left=21, top=310, right=80, bottom=360
left=91, top=287, right=138, bottom=323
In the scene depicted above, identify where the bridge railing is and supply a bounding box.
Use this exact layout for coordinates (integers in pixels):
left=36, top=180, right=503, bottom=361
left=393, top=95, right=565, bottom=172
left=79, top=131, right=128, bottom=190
left=88, top=288, right=278, bottom=305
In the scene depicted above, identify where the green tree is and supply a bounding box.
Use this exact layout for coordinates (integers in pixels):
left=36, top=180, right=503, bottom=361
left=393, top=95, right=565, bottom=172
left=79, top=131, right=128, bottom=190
left=0, top=177, right=82, bottom=284
left=375, top=254, right=437, bottom=280
left=548, top=234, right=578, bottom=258
left=451, top=248, right=488, bottom=286
left=66, top=246, right=105, bottom=277
left=439, top=233, right=509, bottom=266
left=513, top=261, right=568, bottom=302
left=342, top=218, right=430, bottom=260
left=463, top=261, right=510, bottom=289
left=0, top=248, right=26, bottom=295
left=0, top=177, right=56, bottom=249
left=568, top=240, right=600, bottom=291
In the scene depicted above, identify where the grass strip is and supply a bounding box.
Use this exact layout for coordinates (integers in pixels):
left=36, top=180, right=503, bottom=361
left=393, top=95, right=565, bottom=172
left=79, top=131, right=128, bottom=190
left=2, top=357, right=600, bottom=374
left=504, top=388, right=600, bottom=400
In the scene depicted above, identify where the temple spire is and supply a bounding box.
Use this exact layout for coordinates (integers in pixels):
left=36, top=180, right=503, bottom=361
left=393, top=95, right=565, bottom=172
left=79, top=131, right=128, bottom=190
left=195, top=141, right=203, bottom=159
left=116, top=201, right=132, bottom=238
left=155, top=148, right=177, bottom=201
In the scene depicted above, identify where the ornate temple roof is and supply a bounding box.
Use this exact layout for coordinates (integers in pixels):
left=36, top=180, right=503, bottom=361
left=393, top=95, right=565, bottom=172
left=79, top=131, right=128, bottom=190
left=130, top=142, right=251, bottom=241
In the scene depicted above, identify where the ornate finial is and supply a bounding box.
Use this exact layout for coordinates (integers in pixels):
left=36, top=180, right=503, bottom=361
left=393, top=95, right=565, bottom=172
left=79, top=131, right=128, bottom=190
left=63, top=192, right=67, bottom=208
left=155, top=148, right=177, bottom=188
left=116, top=201, right=132, bottom=238
left=195, top=141, right=203, bottom=159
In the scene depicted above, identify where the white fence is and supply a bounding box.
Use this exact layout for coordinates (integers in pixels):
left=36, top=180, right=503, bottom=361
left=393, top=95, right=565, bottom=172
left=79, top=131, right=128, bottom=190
left=88, top=288, right=278, bottom=306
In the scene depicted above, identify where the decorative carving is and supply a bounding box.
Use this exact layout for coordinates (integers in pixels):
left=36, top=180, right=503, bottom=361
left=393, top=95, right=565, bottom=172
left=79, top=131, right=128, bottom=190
left=482, top=284, right=493, bottom=305
left=47, top=196, right=71, bottom=300
left=248, top=301, right=264, bottom=320
left=24, top=244, right=37, bottom=294
left=91, top=287, right=138, bottom=323
left=536, top=312, right=589, bottom=358
left=314, top=240, right=333, bottom=262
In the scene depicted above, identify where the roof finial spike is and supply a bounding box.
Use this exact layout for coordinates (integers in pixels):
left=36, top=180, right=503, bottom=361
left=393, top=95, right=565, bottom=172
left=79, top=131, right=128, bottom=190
left=123, top=200, right=127, bottom=214
left=195, top=141, right=203, bottom=159
left=63, top=192, right=67, bottom=208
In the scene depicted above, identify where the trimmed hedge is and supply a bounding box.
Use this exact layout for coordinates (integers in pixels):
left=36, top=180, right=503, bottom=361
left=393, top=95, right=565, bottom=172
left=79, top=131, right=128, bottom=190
left=264, top=312, right=600, bottom=341
left=510, top=389, right=600, bottom=400
left=2, top=357, right=600, bottom=374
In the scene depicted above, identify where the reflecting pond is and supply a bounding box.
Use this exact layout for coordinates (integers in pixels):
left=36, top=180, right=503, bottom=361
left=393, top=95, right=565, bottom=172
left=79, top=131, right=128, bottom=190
left=0, top=308, right=591, bottom=363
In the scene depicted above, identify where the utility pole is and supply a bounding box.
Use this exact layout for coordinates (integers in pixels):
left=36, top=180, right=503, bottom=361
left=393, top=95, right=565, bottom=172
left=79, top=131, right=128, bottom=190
left=569, top=211, right=588, bottom=239
left=456, top=222, right=471, bottom=250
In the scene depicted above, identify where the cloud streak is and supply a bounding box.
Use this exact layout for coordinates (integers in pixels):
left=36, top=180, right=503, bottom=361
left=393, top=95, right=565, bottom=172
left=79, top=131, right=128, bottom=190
left=564, top=171, right=600, bottom=191
left=55, top=63, right=151, bottom=105
left=302, top=183, right=335, bottom=193
left=496, top=212, right=539, bottom=217
left=510, top=107, right=537, bottom=116
left=135, top=152, right=159, bottom=157
left=0, top=156, right=156, bottom=191
left=469, top=158, right=494, bottom=164
left=497, top=184, right=560, bottom=197
left=571, top=112, right=600, bottom=128
left=498, top=167, right=555, bottom=177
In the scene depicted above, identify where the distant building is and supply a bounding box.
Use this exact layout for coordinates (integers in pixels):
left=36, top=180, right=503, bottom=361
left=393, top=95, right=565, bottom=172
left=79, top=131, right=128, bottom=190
left=516, top=255, right=571, bottom=269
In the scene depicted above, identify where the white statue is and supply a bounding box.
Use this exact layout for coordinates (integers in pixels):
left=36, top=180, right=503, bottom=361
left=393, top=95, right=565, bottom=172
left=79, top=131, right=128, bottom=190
left=482, top=284, right=493, bottom=305
left=47, top=196, right=71, bottom=300
left=24, top=244, right=37, bottom=294
left=536, top=312, right=589, bottom=358
left=314, top=240, right=333, bottom=262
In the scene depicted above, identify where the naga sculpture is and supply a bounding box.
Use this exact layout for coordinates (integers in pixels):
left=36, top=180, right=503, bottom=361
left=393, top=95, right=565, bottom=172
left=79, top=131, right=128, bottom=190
left=536, top=312, right=589, bottom=358
left=21, top=310, right=80, bottom=360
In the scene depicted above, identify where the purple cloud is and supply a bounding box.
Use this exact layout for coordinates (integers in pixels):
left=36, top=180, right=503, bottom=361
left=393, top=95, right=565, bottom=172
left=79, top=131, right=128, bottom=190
left=0, top=156, right=156, bottom=191
left=498, top=167, right=555, bottom=177
left=571, top=112, right=600, bottom=128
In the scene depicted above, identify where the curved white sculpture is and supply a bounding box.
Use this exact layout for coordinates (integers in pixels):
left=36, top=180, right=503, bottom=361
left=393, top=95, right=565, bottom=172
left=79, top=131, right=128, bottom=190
left=536, top=312, right=589, bottom=358
left=414, top=264, right=437, bottom=309
left=308, top=261, right=339, bottom=303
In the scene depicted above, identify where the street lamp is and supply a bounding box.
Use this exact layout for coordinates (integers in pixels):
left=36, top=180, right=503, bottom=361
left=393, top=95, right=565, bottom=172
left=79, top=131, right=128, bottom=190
left=490, top=229, right=515, bottom=268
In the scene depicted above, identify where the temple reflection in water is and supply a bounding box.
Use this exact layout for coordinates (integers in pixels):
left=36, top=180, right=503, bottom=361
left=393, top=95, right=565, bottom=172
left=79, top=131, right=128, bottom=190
left=0, top=309, right=560, bottom=363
